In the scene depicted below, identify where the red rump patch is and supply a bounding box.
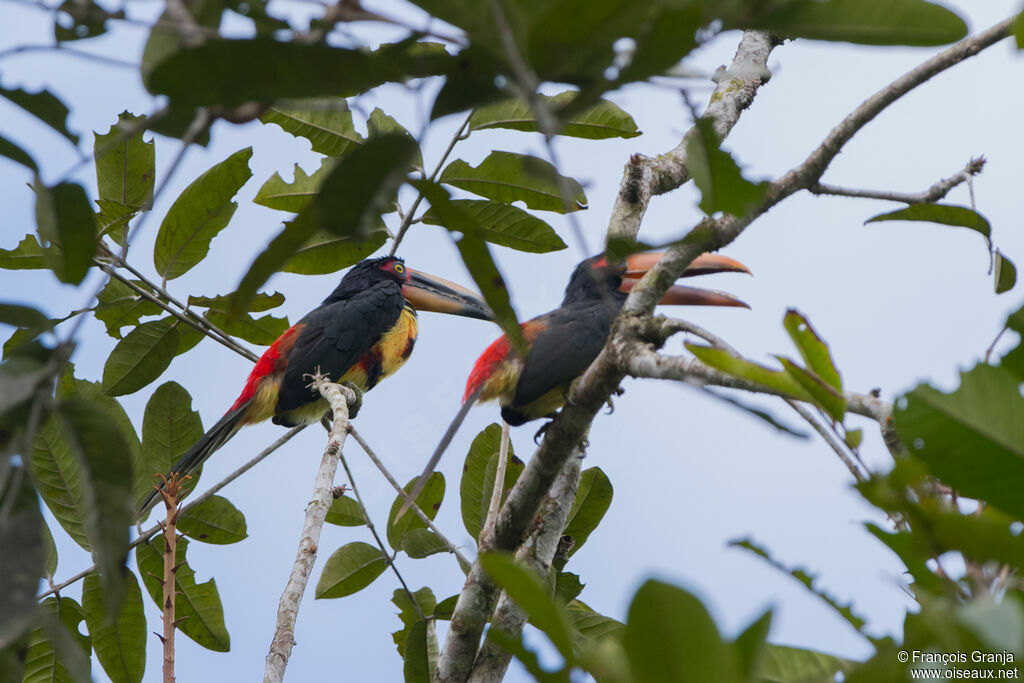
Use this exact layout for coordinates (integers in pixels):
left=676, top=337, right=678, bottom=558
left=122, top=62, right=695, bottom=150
left=463, top=335, right=512, bottom=402
left=230, top=324, right=303, bottom=411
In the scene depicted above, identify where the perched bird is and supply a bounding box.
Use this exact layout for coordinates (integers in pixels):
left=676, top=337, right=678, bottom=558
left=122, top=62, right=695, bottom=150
left=139, top=256, right=491, bottom=516
left=398, top=251, right=750, bottom=517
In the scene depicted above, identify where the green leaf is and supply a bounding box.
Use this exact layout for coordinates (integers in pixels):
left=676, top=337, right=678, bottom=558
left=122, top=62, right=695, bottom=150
left=865, top=203, right=991, bottom=242
left=23, top=597, right=91, bottom=683
left=94, top=112, right=154, bottom=210
left=468, top=92, right=641, bottom=139
left=730, top=538, right=867, bottom=633
left=758, top=644, right=857, bottom=683
left=149, top=38, right=452, bottom=107
left=188, top=291, right=284, bottom=313
left=283, top=228, right=389, bottom=275
left=0, top=85, right=78, bottom=145
left=316, top=541, right=388, bottom=599
left=140, top=0, right=224, bottom=88
left=387, top=473, right=445, bottom=550
left=366, top=108, right=423, bottom=168
left=260, top=98, right=363, bottom=156
left=402, top=620, right=435, bottom=683
left=0, top=303, right=50, bottom=331
left=440, top=152, right=587, bottom=213
left=740, top=0, right=968, bottom=47
left=995, top=250, right=1017, bottom=294
left=554, top=571, right=585, bottom=604
left=686, top=117, right=768, bottom=216
left=54, top=0, right=114, bottom=41
left=136, top=537, right=230, bottom=651
left=393, top=587, right=437, bottom=629
left=254, top=159, right=335, bottom=213
left=895, top=363, right=1024, bottom=520
left=778, top=357, right=846, bottom=421
left=42, top=519, right=58, bottom=577
left=82, top=571, right=145, bottom=683
left=461, top=423, right=519, bottom=539
left=1016, top=11, right=1024, bottom=50
left=204, top=310, right=288, bottom=345
left=325, top=495, right=365, bottom=526
left=732, top=609, right=772, bottom=682
left=32, top=399, right=133, bottom=608
left=233, top=135, right=416, bottom=313
left=686, top=343, right=814, bottom=402
left=563, top=467, right=612, bottom=560
left=422, top=199, right=567, bottom=253
left=845, top=427, right=863, bottom=450
left=178, top=495, right=247, bottom=545
left=402, top=529, right=448, bottom=559
left=0, top=234, right=51, bottom=270
left=0, top=467, right=45, bottom=646
left=624, top=579, right=734, bottom=682
left=782, top=310, right=842, bottom=393
left=480, top=553, right=575, bottom=658
left=153, top=147, right=253, bottom=280
left=35, top=181, right=97, bottom=285
left=0, top=133, right=39, bottom=171
left=140, top=381, right=203, bottom=506
left=567, top=602, right=624, bottom=643
left=101, top=318, right=179, bottom=396
left=94, top=278, right=162, bottom=339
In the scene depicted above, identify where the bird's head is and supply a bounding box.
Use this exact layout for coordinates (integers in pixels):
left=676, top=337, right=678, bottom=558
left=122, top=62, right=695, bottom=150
left=329, top=256, right=492, bottom=320
left=563, top=252, right=752, bottom=308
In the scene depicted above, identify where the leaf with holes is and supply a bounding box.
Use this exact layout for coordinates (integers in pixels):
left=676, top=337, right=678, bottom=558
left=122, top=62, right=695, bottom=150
left=0, top=234, right=53, bottom=270
left=102, top=318, right=179, bottom=396
left=316, top=541, right=389, bottom=599
left=204, top=311, right=289, bottom=345
left=22, top=597, right=91, bottom=683
left=94, top=278, right=162, bottom=339
left=94, top=112, right=154, bottom=210
left=261, top=98, right=363, bottom=156
left=254, top=159, right=336, bottom=214
left=154, top=147, right=253, bottom=280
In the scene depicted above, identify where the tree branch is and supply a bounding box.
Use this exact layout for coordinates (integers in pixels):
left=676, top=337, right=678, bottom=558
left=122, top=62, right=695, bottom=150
left=265, top=377, right=358, bottom=683
left=809, top=157, right=985, bottom=204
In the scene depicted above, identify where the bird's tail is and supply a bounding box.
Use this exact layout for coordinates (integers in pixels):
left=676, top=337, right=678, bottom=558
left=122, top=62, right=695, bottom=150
left=396, top=386, right=483, bottom=521
left=136, top=401, right=251, bottom=518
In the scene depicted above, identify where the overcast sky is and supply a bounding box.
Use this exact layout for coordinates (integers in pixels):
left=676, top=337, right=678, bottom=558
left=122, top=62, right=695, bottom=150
left=2, top=1, right=1023, bottom=680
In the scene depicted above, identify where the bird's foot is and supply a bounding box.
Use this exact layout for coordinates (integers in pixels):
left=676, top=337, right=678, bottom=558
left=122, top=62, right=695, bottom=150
left=341, top=381, right=363, bottom=419
left=604, top=385, right=625, bottom=415
left=533, top=421, right=552, bottom=444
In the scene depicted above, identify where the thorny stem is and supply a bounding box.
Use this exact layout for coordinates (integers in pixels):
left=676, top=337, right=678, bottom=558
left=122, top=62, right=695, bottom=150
left=158, top=473, right=188, bottom=683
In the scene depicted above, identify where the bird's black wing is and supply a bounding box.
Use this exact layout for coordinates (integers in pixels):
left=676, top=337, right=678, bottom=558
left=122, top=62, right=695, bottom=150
left=275, top=282, right=405, bottom=416
left=511, top=302, right=616, bottom=414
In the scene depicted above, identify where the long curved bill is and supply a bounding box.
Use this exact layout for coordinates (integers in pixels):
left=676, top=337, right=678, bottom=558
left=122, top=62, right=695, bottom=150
left=403, top=269, right=493, bottom=320
left=620, top=251, right=751, bottom=308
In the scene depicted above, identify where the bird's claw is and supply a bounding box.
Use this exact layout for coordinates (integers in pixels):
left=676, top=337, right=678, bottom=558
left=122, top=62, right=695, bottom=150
left=341, top=381, right=363, bottom=419
left=533, top=422, right=552, bottom=444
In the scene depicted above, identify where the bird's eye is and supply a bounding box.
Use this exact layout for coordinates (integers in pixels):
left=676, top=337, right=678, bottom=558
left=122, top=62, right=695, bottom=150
left=393, top=263, right=405, bottom=274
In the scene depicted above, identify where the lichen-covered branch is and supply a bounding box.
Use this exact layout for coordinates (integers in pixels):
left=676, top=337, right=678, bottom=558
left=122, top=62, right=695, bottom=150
left=264, top=377, right=358, bottom=683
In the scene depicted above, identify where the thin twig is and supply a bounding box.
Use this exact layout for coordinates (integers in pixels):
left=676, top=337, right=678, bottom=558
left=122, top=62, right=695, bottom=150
left=389, top=110, right=475, bottom=255
left=37, top=425, right=305, bottom=600
left=786, top=400, right=867, bottom=483
left=482, top=421, right=510, bottom=537
left=265, top=377, right=357, bottom=683
left=809, top=157, right=985, bottom=204
left=347, top=426, right=471, bottom=570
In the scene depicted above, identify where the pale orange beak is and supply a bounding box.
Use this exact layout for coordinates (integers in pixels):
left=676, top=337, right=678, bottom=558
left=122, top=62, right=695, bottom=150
left=620, top=251, right=751, bottom=308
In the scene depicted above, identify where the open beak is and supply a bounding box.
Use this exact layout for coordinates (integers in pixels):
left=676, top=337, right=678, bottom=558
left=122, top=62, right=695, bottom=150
left=402, top=269, right=493, bottom=320
left=620, top=251, right=751, bottom=308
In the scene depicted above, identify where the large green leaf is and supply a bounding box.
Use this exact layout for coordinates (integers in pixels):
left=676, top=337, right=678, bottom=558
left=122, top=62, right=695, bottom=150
left=686, top=117, right=768, bottom=216
left=422, top=199, right=567, bottom=253
left=34, top=180, right=97, bottom=285
left=0, top=234, right=53, bottom=270
left=178, top=495, right=248, bottom=545
left=440, top=152, right=587, bottom=213
left=136, top=537, right=230, bottom=651
left=562, top=467, right=612, bottom=560
left=461, top=423, right=520, bottom=539
left=624, top=579, right=734, bottom=682
left=82, top=571, right=145, bottom=683
left=94, top=112, right=154, bottom=210
left=101, top=318, right=179, bottom=396
left=468, top=92, right=640, bottom=139
left=866, top=203, right=991, bottom=242
left=387, top=473, right=445, bottom=550
left=260, top=98, right=363, bottom=156
left=32, top=399, right=133, bottom=608
left=325, top=495, right=365, bottom=527
left=0, top=467, right=45, bottom=646
left=233, top=135, right=416, bottom=314
left=759, top=644, right=856, bottom=683
left=188, top=291, right=284, bottom=313
left=153, top=147, right=253, bottom=280
left=22, top=597, right=91, bottom=683
left=204, top=310, right=288, bottom=345
left=149, top=38, right=452, bottom=107
left=316, top=541, right=389, bottom=599
left=140, top=381, right=203, bottom=506
left=479, top=553, right=574, bottom=659
left=0, top=133, right=39, bottom=172
left=366, top=108, right=423, bottom=168
left=283, top=228, right=389, bottom=275
left=0, top=84, right=78, bottom=145
left=401, top=529, right=449, bottom=559
left=895, top=363, right=1024, bottom=520
left=739, top=0, right=968, bottom=47
left=402, top=620, right=435, bottom=683
left=686, top=343, right=814, bottom=402
left=254, top=159, right=336, bottom=214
